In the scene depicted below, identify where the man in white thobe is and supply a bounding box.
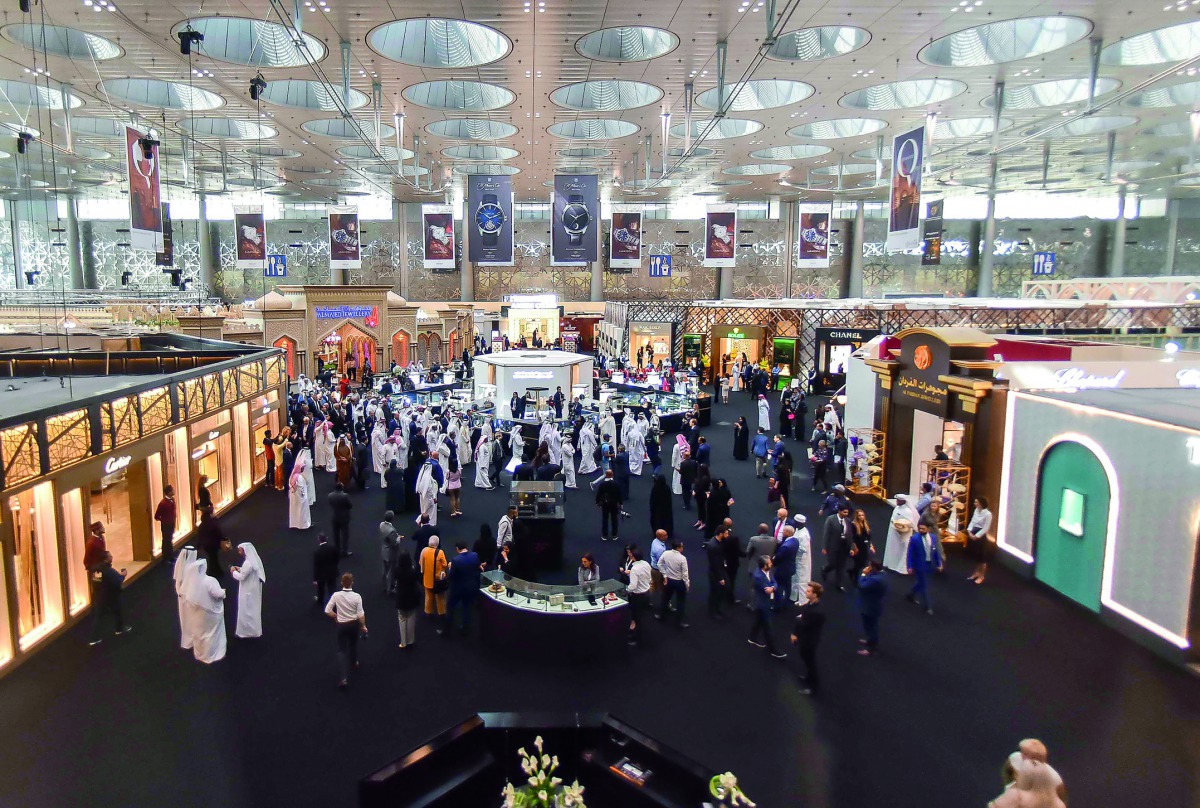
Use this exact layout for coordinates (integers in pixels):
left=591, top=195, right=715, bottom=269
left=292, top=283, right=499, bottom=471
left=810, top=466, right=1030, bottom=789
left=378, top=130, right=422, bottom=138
left=475, top=435, right=494, bottom=489
left=371, top=421, right=388, bottom=477
left=882, top=494, right=918, bottom=574
left=174, top=547, right=198, bottom=649
left=184, top=558, right=227, bottom=664
left=757, top=394, right=771, bottom=432
left=415, top=459, right=440, bottom=526
left=231, top=542, right=266, bottom=639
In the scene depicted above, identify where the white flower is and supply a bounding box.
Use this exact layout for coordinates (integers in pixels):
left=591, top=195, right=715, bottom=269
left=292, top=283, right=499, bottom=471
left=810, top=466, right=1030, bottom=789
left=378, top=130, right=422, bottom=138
left=537, top=790, right=548, bottom=802
left=517, top=747, right=527, bottom=758
left=541, top=754, right=551, bottom=769
left=534, top=736, right=544, bottom=753
left=551, top=777, right=562, bottom=787
left=551, top=755, right=559, bottom=770
left=528, top=776, right=538, bottom=787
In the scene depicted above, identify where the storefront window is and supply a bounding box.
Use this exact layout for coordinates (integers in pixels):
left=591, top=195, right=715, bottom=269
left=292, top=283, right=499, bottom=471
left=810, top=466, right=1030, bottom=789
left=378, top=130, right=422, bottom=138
left=166, top=427, right=193, bottom=538
left=233, top=403, right=252, bottom=497
left=60, top=488, right=90, bottom=614
left=251, top=393, right=281, bottom=483
left=190, top=412, right=234, bottom=514
left=9, top=482, right=64, bottom=649
left=90, top=450, right=158, bottom=576
left=0, top=535, right=11, bottom=667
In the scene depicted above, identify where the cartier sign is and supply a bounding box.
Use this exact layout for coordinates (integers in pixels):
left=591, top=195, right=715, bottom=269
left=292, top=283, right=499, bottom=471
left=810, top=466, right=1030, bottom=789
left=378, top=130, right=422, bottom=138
left=104, top=455, right=132, bottom=475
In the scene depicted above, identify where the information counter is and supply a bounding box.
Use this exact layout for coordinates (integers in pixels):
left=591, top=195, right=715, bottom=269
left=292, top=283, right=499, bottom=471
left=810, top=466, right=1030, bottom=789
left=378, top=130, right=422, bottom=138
left=479, top=571, right=629, bottom=658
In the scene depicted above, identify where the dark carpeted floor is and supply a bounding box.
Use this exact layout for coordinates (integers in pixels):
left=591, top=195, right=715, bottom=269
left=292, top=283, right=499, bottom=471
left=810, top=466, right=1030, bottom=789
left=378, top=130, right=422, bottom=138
left=0, top=392, right=1197, bottom=808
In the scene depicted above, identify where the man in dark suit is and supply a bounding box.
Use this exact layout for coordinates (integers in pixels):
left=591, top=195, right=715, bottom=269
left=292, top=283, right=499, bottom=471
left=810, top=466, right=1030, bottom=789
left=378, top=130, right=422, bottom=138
left=695, top=436, right=711, bottom=467
left=678, top=451, right=698, bottom=511
left=444, top=541, right=482, bottom=636
left=312, top=533, right=340, bottom=605
left=820, top=506, right=852, bottom=591
left=613, top=445, right=631, bottom=505
left=595, top=469, right=623, bottom=543
left=720, top=517, right=744, bottom=605
left=791, top=582, right=826, bottom=696
left=534, top=462, right=561, bottom=482
left=353, top=438, right=371, bottom=491
left=772, top=526, right=799, bottom=611
left=411, top=514, right=437, bottom=559
left=748, top=555, right=786, bottom=658
left=551, top=387, right=564, bottom=419
left=906, top=521, right=943, bottom=615
left=328, top=482, right=353, bottom=557
left=513, top=459, right=536, bottom=481
left=705, top=526, right=730, bottom=620
left=857, top=560, right=889, bottom=656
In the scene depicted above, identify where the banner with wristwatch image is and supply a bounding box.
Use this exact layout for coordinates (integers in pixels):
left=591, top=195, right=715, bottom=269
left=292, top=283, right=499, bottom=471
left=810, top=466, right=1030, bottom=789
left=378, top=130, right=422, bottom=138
left=467, top=175, right=514, bottom=265
left=552, top=174, right=599, bottom=265
left=703, top=204, right=737, bottom=268
left=234, top=205, right=267, bottom=270
left=422, top=204, right=457, bottom=270
left=608, top=205, right=642, bottom=271
left=328, top=205, right=361, bottom=270
left=796, top=202, right=832, bottom=269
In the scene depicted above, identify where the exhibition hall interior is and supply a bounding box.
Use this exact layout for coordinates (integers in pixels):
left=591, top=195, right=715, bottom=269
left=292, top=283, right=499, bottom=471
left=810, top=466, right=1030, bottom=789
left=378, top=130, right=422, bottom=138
left=0, top=0, right=1199, bottom=806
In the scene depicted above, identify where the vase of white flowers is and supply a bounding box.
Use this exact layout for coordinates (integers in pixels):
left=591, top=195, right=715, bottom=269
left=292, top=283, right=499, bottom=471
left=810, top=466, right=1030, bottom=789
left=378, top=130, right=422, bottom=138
left=501, top=735, right=586, bottom=808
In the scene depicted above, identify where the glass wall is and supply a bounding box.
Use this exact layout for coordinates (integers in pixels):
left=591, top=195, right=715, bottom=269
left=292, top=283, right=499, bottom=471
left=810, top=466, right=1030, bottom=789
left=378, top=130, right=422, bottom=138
left=59, top=488, right=90, bottom=615
left=189, top=412, right=234, bottom=514
left=9, top=482, right=63, bottom=650
left=233, top=403, right=252, bottom=498
left=251, top=392, right=281, bottom=484
left=165, top=427, right=193, bottom=538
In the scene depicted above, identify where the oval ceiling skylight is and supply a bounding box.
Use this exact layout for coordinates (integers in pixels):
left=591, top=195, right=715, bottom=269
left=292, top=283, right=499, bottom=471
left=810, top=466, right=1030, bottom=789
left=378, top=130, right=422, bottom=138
left=852, top=147, right=890, bottom=161
left=983, top=77, right=1121, bottom=109
left=442, top=144, right=520, bottom=160
left=425, top=118, right=518, bottom=140
left=550, top=80, right=663, bottom=112
left=1145, top=121, right=1191, bottom=137
left=303, top=177, right=363, bottom=188
left=367, top=18, right=510, bottom=68
left=768, top=26, right=871, bottom=62
left=337, top=145, right=415, bottom=160
left=1124, top=80, right=1200, bottom=108
left=173, top=18, right=325, bottom=67
left=788, top=118, right=887, bottom=139
left=301, top=118, right=396, bottom=140
left=1, top=23, right=122, bottom=60
left=711, top=180, right=752, bottom=187
left=811, top=163, right=877, bottom=176
left=665, top=146, right=717, bottom=158
left=558, top=165, right=604, bottom=175
left=840, top=79, right=966, bottom=110
left=361, top=164, right=428, bottom=177
left=404, top=80, right=514, bottom=111
left=919, top=16, right=1092, bottom=67
left=260, top=80, right=368, bottom=111
left=576, top=26, right=679, bottom=62
left=749, top=144, right=833, bottom=160
left=1049, top=116, right=1138, bottom=136
left=1101, top=21, right=1200, bottom=66
left=246, top=145, right=303, bottom=159
left=934, top=116, right=1013, bottom=138
left=453, top=163, right=521, bottom=175
left=181, top=118, right=276, bottom=140
left=559, top=147, right=612, bottom=158
left=697, top=79, right=814, bottom=111
left=61, top=117, right=125, bottom=138
left=723, top=164, right=791, bottom=176
left=0, top=79, right=82, bottom=110
left=548, top=119, right=640, bottom=139
left=669, top=118, right=764, bottom=140
left=101, top=78, right=224, bottom=111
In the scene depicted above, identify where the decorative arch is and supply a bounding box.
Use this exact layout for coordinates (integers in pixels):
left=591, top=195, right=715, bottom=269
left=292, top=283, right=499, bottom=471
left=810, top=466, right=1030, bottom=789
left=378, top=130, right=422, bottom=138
left=428, top=332, right=443, bottom=364
left=391, top=328, right=411, bottom=367
left=317, top=320, right=378, bottom=376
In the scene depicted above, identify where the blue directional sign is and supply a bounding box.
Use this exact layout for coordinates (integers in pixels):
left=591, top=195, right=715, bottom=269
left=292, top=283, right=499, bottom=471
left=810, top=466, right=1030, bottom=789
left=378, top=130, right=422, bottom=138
left=265, top=254, right=287, bottom=277
left=1032, top=251, right=1056, bottom=277
left=648, top=254, right=672, bottom=277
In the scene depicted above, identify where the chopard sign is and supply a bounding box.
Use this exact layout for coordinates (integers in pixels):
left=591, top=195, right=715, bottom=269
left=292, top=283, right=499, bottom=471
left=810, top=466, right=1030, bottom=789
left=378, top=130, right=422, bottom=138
left=1051, top=367, right=1126, bottom=390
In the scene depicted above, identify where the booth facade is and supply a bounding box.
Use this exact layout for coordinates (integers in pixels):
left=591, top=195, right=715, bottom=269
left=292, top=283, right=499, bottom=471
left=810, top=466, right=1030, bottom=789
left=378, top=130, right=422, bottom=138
left=996, top=388, right=1200, bottom=664
left=474, top=351, right=594, bottom=418
left=0, top=338, right=286, bottom=676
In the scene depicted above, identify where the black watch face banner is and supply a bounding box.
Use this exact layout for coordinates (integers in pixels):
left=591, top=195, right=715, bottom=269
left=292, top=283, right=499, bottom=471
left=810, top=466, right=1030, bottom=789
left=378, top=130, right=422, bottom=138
left=466, top=175, right=514, bottom=265
left=552, top=174, right=599, bottom=265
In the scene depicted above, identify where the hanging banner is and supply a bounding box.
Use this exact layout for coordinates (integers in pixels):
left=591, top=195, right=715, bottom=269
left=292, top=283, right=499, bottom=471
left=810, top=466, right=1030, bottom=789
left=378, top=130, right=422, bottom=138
left=328, top=205, right=361, bottom=270
left=922, top=198, right=944, bottom=266
left=796, top=202, right=832, bottom=268
left=155, top=203, right=174, bottom=267
left=609, top=205, right=642, bottom=270
left=703, top=204, right=737, bottom=268
left=234, top=205, right=267, bottom=270
left=551, top=174, right=599, bottom=264
left=887, top=125, right=925, bottom=252
left=467, top=175, right=514, bottom=266
left=125, top=126, right=163, bottom=252
left=422, top=204, right=456, bottom=270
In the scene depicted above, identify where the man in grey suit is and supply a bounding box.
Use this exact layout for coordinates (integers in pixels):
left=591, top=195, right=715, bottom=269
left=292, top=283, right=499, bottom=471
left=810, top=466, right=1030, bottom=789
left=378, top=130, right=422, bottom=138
left=745, top=523, right=779, bottom=611
left=820, top=506, right=852, bottom=591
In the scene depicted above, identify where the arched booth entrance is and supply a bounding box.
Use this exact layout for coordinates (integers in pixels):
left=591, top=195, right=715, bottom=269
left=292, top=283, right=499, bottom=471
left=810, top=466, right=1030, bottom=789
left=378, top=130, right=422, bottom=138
left=317, top=322, right=378, bottom=376
left=1033, top=437, right=1114, bottom=612
left=391, top=330, right=410, bottom=367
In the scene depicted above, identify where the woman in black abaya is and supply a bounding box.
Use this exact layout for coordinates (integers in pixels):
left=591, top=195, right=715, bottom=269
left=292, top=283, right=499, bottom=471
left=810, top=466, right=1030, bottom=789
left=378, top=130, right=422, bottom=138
left=648, top=474, right=675, bottom=539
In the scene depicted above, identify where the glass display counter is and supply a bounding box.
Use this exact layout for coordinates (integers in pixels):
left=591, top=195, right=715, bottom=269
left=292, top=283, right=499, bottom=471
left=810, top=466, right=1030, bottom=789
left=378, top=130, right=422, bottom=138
left=510, top=481, right=565, bottom=519
left=481, top=570, right=627, bottom=614
left=588, top=386, right=711, bottom=431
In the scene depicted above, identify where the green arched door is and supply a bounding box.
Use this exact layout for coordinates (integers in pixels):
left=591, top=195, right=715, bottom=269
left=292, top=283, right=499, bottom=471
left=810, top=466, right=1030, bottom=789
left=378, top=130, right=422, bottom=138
left=1034, top=440, right=1111, bottom=612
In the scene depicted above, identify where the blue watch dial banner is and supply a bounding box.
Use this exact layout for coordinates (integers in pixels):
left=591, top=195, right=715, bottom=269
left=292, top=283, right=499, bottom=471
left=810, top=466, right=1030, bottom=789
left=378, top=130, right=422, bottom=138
left=609, top=205, right=642, bottom=270
left=466, top=175, right=514, bottom=266
left=552, top=174, right=599, bottom=265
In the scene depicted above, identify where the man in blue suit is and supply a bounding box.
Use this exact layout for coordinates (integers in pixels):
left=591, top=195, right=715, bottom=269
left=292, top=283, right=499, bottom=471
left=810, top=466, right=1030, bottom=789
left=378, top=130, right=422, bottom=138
left=856, top=560, right=888, bottom=656
left=445, top=541, right=482, bottom=637
left=771, top=526, right=799, bottom=611
left=906, top=522, right=943, bottom=616
left=748, top=555, right=787, bottom=659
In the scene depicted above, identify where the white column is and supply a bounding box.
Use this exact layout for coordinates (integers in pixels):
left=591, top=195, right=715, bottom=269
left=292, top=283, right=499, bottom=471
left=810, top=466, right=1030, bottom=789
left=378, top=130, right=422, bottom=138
left=395, top=200, right=410, bottom=298
left=847, top=201, right=865, bottom=298
left=1110, top=186, right=1127, bottom=278
left=66, top=196, right=85, bottom=289
left=1165, top=197, right=1180, bottom=275
left=976, top=195, right=997, bottom=297
left=590, top=262, right=603, bottom=302
left=197, top=193, right=218, bottom=292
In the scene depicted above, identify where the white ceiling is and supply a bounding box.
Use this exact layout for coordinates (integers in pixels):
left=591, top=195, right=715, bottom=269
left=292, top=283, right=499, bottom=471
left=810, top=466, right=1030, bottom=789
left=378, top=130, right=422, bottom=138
left=1, top=0, right=1200, bottom=203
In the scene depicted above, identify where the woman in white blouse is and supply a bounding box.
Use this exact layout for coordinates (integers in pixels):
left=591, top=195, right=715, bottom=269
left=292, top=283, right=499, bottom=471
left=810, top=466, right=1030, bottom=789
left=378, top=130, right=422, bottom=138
left=966, top=496, right=994, bottom=585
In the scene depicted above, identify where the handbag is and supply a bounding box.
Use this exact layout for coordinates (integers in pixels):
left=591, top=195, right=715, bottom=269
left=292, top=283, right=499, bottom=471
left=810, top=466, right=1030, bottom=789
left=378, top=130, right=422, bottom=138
left=431, top=549, right=449, bottom=594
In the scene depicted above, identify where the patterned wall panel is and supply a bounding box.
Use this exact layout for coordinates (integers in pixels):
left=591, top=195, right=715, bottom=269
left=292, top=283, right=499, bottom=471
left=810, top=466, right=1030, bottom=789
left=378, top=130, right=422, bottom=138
left=89, top=219, right=201, bottom=292
left=730, top=219, right=787, bottom=300
left=473, top=220, right=589, bottom=301
left=601, top=220, right=718, bottom=302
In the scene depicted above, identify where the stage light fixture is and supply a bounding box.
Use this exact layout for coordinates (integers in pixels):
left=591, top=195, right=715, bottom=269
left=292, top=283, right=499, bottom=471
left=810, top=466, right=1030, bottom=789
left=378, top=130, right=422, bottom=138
left=178, top=29, right=203, bottom=55
left=18, top=0, right=30, bottom=12
left=249, top=75, right=267, bottom=102
left=138, top=136, right=159, bottom=161
left=15, top=131, right=32, bottom=154
left=120, top=270, right=133, bottom=286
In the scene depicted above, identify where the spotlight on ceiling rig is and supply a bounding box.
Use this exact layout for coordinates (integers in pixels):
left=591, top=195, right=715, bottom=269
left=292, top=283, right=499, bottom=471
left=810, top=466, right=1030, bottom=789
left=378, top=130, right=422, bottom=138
left=177, top=28, right=203, bottom=55
left=15, top=131, right=32, bottom=154
left=18, top=0, right=30, bottom=12
left=120, top=270, right=133, bottom=286
left=249, top=74, right=267, bottom=102
left=137, top=136, right=159, bottom=161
